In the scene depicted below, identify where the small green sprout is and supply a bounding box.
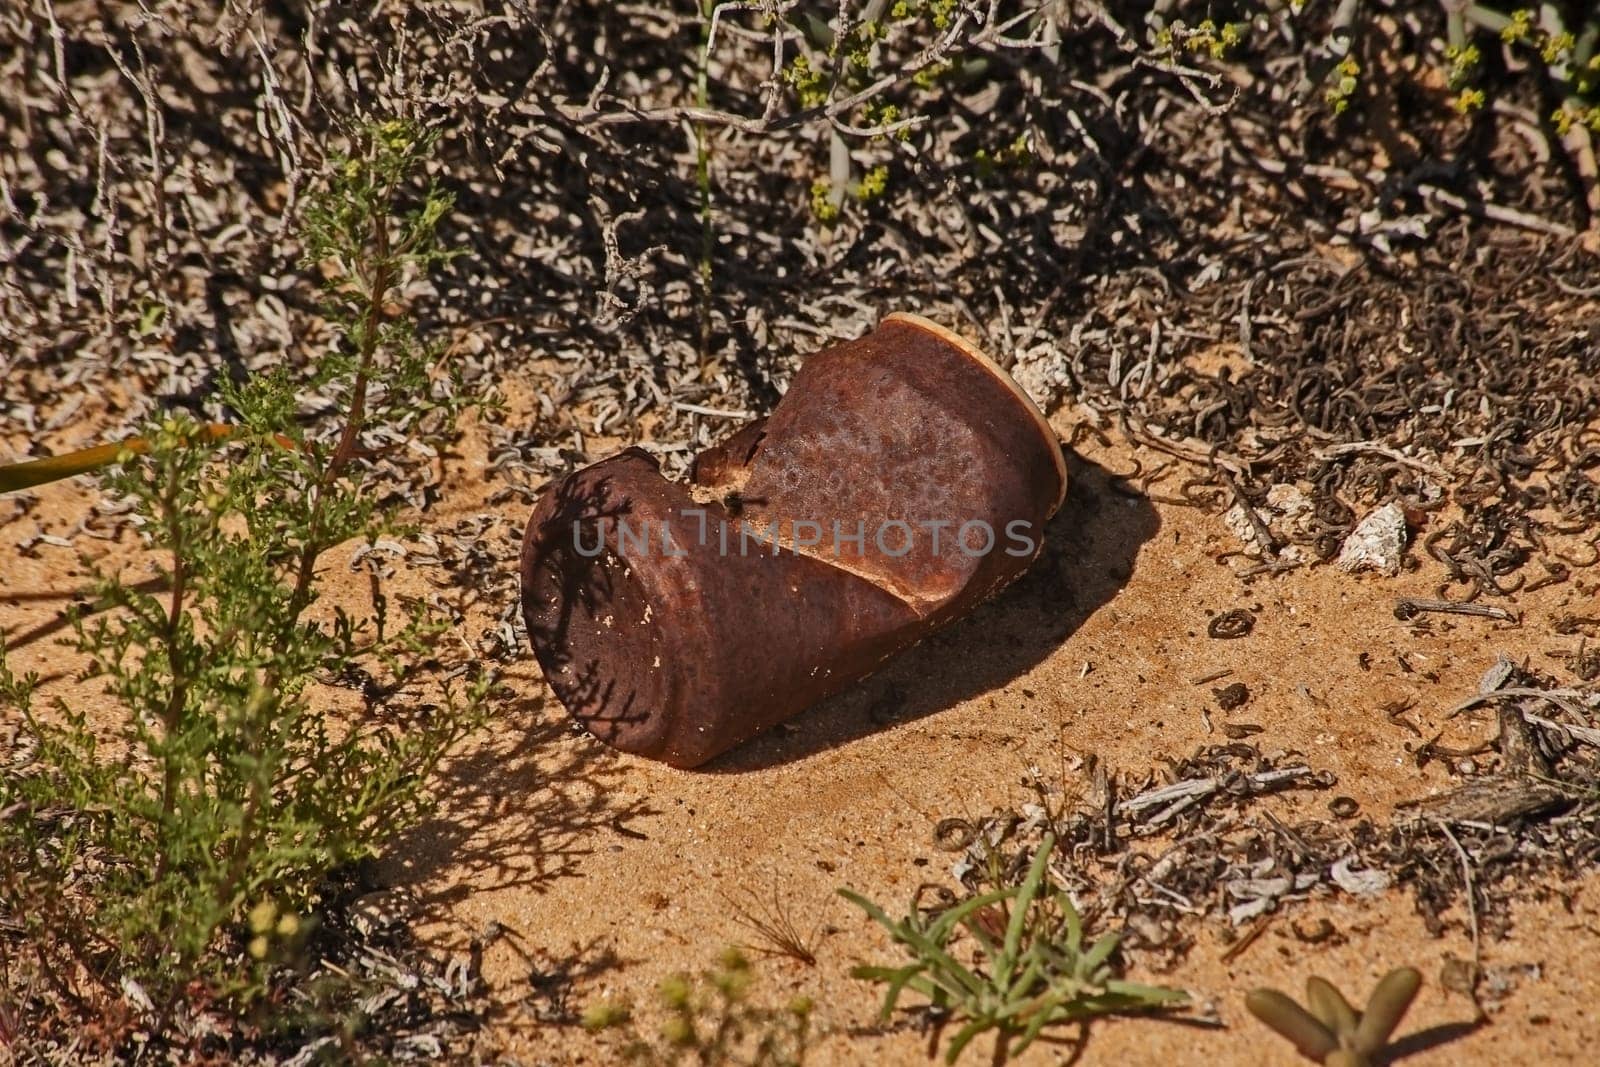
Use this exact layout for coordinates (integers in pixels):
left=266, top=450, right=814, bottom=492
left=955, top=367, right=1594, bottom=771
left=1542, top=30, right=1575, bottom=66
left=1325, top=56, right=1361, bottom=114
left=911, top=58, right=950, bottom=91
left=974, top=133, right=1033, bottom=179
left=855, top=164, right=889, bottom=202
left=0, top=116, right=487, bottom=1017
left=1500, top=9, right=1533, bottom=44
left=1445, top=42, right=1481, bottom=88
left=583, top=999, right=632, bottom=1031
left=863, top=99, right=902, bottom=139
left=1245, top=967, right=1422, bottom=1067
left=809, top=177, right=840, bottom=222
left=133, top=297, right=167, bottom=338
left=1550, top=103, right=1600, bottom=137
left=582, top=950, right=809, bottom=1064
left=1181, top=19, right=1245, bottom=61
left=842, top=832, right=1186, bottom=1064
left=783, top=53, right=828, bottom=109
left=658, top=974, right=692, bottom=1010
left=660, top=1014, right=698, bottom=1047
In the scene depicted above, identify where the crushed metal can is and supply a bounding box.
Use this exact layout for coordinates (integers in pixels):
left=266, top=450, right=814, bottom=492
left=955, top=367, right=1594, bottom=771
left=520, top=313, right=1067, bottom=767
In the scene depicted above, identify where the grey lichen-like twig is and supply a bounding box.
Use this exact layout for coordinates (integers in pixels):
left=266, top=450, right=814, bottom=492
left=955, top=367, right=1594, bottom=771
left=1393, top=597, right=1517, bottom=624
left=1118, top=765, right=1312, bottom=826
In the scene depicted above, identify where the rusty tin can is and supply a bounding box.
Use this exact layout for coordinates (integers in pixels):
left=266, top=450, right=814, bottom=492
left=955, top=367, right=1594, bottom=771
left=520, top=313, right=1067, bottom=767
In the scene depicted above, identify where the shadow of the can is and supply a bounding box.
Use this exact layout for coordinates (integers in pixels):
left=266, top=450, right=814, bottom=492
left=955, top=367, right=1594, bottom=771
left=702, top=449, right=1158, bottom=771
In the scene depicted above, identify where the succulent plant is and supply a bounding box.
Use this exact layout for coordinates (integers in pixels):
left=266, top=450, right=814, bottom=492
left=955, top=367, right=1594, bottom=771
left=1245, top=967, right=1422, bottom=1067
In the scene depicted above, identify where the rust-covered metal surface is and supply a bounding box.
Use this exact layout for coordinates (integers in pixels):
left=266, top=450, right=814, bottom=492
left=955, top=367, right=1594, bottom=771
left=519, top=313, right=1068, bottom=767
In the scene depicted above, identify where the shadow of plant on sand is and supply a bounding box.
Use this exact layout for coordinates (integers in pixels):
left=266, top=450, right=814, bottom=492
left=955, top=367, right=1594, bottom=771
left=379, top=684, right=659, bottom=910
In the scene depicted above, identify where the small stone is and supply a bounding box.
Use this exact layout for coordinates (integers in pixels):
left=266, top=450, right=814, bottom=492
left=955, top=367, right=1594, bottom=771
left=1213, top=681, right=1250, bottom=710
left=1329, top=855, right=1391, bottom=896
left=1223, top=483, right=1314, bottom=563
left=1337, top=501, right=1408, bottom=575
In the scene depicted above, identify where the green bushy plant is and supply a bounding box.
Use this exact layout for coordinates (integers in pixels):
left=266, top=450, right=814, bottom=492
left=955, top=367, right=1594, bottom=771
left=0, top=117, right=487, bottom=1026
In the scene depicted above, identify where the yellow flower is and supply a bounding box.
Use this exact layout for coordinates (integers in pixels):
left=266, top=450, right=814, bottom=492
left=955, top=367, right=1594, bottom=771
left=247, top=899, right=278, bottom=935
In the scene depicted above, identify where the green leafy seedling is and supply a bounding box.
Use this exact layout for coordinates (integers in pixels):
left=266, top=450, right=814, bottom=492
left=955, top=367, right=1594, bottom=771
left=841, top=832, right=1187, bottom=1064
left=1245, top=967, right=1422, bottom=1067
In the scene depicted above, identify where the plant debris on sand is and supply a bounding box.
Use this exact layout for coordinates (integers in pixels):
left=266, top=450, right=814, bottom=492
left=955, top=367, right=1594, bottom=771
left=924, top=656, right=1600, bottom=1007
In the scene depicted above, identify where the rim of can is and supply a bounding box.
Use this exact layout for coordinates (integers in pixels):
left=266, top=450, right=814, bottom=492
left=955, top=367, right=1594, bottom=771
left=882, top=312, right=1069, bottom=514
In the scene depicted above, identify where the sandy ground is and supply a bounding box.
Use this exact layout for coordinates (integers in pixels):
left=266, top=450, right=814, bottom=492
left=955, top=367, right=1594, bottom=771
left=4, top=400, right=1598, bottom=1065
left=3, top=3, right=1597, bottom=1062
